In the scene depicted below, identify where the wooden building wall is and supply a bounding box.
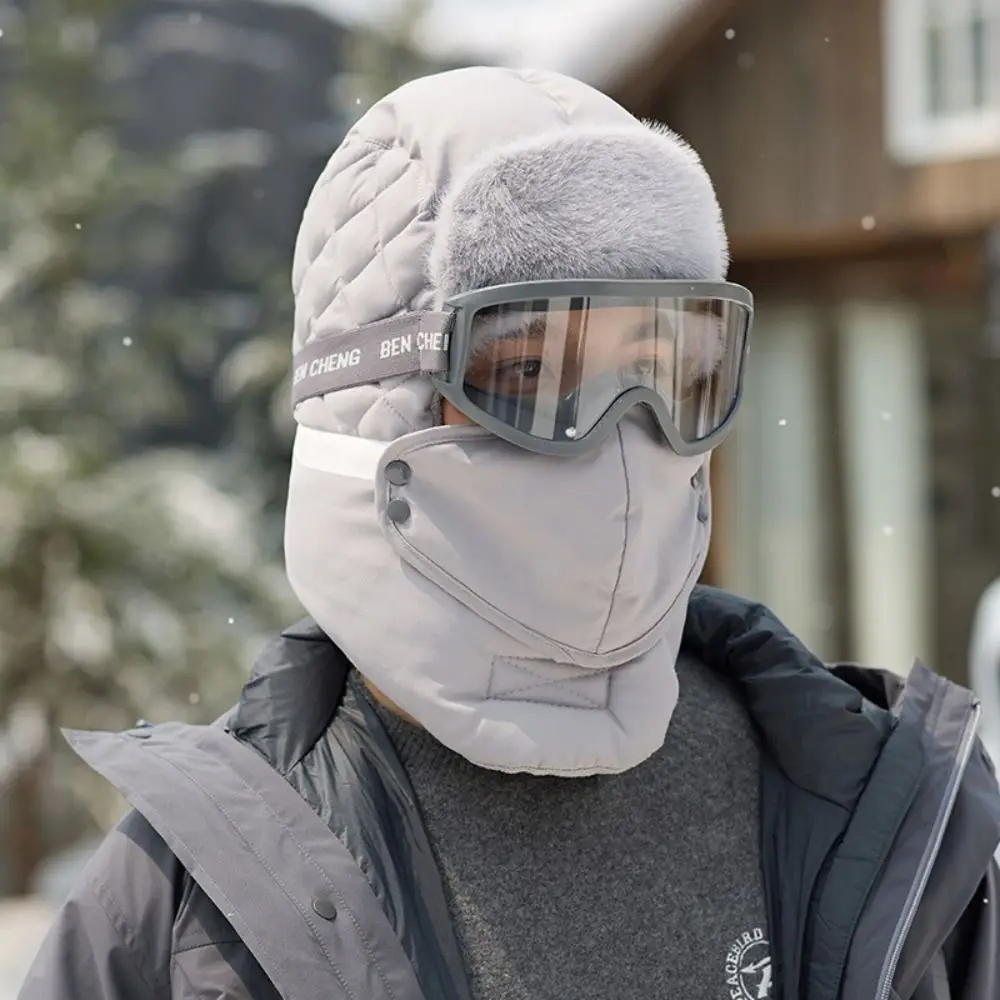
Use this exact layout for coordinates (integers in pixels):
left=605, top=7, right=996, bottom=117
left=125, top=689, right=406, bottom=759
left=621, top=0, right=1000, bottom=257
left=730, top=249, right=1000, bottom=682
left=606, top=0, right=1000, bottom=681
left=609, top=0, right=1000, bottom=680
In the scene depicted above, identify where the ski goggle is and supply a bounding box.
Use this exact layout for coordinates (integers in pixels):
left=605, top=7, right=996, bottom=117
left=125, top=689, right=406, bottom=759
left=291, top=279, right=753, bottom=456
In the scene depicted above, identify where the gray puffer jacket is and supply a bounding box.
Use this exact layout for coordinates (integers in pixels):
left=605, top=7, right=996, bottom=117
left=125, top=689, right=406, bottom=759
left=17, top=587, right=1000, bottom=1000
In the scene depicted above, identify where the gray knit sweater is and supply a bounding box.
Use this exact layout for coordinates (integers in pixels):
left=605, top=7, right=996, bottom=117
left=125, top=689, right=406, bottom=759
left=359, top=653, right=771, bottom=1000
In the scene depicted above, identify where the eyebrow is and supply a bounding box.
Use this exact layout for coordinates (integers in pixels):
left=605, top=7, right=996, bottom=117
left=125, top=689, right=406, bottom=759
left=622, top=318, right=675, bottom=345
left=623, top=322, right=658, bottom=343
left=473, top=312, right=677, bottom=349
left=470, top=314, right=548, bottom=349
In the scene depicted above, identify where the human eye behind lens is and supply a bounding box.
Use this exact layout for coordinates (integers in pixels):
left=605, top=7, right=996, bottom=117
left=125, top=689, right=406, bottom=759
left=494, top=357, right=544, bottom=380
left=621, top=342, right=670, bottom=384
left=627, top=355, right=659, bottom=380
left=466, top=336, right=549, bottom=395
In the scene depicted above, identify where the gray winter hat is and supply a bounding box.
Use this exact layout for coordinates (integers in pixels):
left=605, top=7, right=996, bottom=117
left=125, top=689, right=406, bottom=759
left=289, top=65, right=729, bottom=441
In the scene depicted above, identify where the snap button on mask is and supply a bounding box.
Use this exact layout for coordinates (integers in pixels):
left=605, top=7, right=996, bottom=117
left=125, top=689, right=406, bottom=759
left=384, top=460, right=411, bottom=485
left=385, top=498, right=411, bottom=524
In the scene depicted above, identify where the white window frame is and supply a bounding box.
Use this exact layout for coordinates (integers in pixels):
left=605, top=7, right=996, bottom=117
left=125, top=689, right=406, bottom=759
left=884, top=0, right=1000, bottom=163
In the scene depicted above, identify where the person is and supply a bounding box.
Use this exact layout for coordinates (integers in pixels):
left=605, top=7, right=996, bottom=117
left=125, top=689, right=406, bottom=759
left=19, top=66, right=1000, bottom=1000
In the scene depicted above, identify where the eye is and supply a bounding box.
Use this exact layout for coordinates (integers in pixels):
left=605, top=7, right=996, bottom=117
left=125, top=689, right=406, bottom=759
left=496, top=358, right=543, bottom=380
left=628, top=356, right=659, bottom=379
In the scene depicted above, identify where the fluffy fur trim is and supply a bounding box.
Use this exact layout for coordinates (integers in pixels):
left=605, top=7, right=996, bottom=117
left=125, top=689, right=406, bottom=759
left=427, top=121, right=730, bottom=299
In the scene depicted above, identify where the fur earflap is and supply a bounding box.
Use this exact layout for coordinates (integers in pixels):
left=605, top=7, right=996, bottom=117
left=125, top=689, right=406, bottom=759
left=427, top=121, right=730, bottom=298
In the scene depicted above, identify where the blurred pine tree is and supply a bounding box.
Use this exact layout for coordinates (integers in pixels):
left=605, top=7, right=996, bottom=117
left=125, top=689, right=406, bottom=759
left=0, top=0, right=298, bottom=893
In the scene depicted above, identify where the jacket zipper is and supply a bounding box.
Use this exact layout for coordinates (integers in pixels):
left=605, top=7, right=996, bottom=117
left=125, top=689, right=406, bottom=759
left=874, top=701, right=982, bottom=1000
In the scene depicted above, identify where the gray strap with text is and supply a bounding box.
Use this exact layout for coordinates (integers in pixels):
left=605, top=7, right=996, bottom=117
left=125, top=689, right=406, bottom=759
left=292, top=311, right=453, bottom=408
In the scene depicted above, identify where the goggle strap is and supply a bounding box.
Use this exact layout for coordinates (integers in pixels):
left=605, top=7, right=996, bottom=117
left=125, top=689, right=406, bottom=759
left=291, top=311, right=453, bottom=409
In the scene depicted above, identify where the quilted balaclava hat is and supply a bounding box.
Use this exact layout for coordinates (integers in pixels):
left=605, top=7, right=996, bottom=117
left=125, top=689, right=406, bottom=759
left=284, top=66, right=730, bottom=775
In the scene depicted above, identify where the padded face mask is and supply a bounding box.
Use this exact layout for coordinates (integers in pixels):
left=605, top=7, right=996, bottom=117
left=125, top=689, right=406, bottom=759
left=286, top=418, right=711, bottom=775
left=292, top=279, right=753, bottom=458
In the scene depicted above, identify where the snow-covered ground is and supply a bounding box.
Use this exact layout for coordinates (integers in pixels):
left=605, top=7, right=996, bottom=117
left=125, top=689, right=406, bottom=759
left=0, top=897, right=58, bottom=1000
left=0, top=837, right=104, bottom=996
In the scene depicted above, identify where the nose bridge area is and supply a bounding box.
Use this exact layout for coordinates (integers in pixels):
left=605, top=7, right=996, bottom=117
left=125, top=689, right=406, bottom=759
left=615, top=397, right=667, bottom=447
left=594, top=420, right=708, bottom=655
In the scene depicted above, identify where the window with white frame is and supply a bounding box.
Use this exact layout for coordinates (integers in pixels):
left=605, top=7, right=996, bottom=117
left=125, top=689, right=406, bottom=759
left=884, top=0, right=1000, bottom=162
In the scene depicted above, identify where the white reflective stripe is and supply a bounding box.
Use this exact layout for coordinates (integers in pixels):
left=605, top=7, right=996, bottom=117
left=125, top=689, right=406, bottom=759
left=292, top=425, right=387, bottom=480
left=531, top=302, right=571, bottom=441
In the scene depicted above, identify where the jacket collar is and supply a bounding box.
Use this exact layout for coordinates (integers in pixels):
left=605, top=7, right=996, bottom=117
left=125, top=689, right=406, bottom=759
left=229, top=619, right=351, bottom=774
left=681, top=585, right=897, bottom=807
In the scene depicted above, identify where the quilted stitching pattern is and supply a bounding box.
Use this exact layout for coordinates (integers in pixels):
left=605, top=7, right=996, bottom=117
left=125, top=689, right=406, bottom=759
left=289, top=66, right=644, bottom=439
